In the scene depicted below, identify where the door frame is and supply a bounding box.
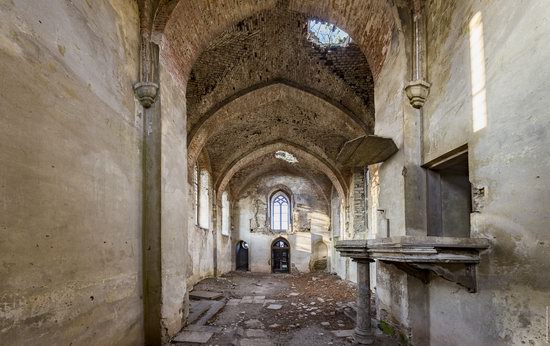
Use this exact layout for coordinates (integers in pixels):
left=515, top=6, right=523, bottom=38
left=271, top=237, right=290, bottom=273
left=236, top=240, right=249, bottom=271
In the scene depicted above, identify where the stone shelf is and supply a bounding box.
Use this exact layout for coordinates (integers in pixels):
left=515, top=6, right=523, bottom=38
left=335, top=236, right=490, bottom=292
left=336, top=135, right=398, bottom=167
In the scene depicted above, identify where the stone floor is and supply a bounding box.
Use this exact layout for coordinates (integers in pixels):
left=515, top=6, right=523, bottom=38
left=172, top=271, right=401, bottom=346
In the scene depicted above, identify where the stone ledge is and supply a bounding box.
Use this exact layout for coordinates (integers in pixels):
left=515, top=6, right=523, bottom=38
left=336, top=236, right=489, bottom=263
left=335, top=236, right=490, bottom=292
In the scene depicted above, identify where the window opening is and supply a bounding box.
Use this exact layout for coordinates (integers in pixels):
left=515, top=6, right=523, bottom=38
left=221, top=191, right=230, bottom=236
left=271, top=193, right=290, bottom=231
left=193, top=165, right=199, bottom=225
left=198, top=169, right=210, bottom=229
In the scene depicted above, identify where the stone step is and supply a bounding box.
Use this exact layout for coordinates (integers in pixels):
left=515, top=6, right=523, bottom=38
left=184, top=325, right=223, bottom=333
left=195, top=300, right=226, bottom=326
left=172, top=330, right=214, bottom=344
left=187, top=301, right=211, bottom=325
left=189, top=290, right=223, bottom=300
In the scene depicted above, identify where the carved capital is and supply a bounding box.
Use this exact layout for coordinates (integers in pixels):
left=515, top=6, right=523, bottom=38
left=405, top=79, right=431, bottom=108
left=134, top=81, right=158, bottom=108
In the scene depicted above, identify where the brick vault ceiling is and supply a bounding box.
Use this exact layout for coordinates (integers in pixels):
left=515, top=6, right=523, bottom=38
left=169, top=2, right=396, bottom=195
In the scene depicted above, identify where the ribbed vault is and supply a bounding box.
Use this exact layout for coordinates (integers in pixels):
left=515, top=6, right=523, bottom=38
left=216, top=141, right=346, bottom=200
left=188, top=82, right=364, bottom=171
left=184, top=7, right=375, bottom=132
left=228, top=154, right=333, bottom=206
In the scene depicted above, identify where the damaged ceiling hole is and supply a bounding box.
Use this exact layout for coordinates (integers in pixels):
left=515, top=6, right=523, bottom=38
left=307, top=20, right=352, bottom=47
left=274, top=150, right=298, bottom=164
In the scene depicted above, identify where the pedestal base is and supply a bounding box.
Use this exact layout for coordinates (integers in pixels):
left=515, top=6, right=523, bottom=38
left=354, top=327, right=374, bottom=344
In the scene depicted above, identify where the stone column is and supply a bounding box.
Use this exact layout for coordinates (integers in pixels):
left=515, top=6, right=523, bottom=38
left=354, top=259, right=374, bottom=345
left=135, top=39, right=161, bottom=345
left=402, top=3, right=431, bottom=344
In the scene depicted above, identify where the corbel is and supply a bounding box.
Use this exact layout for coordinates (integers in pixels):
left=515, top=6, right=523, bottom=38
left=405, top=0, right=431, bottom=108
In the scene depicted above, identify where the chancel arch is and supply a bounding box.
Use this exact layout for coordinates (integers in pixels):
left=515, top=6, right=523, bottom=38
left=215, top=141, right=347, bottom=201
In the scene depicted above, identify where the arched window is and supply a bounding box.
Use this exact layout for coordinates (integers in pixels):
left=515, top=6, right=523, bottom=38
left=273, top=239, right=289, bottom=248
left=193, top=165, right=199, bottom=225
left=221, top=191, right=230, bottom=236
left=198, top=169, right=210, bottom=229
left=271, top=192, right=290, bottom=231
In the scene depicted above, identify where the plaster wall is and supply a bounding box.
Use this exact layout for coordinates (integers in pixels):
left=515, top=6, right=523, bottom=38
left=186, top=162, right=216, bottom=287
left=366, top=6, right=411, bottom=333
left=370, top=1, right=550, bottom=344
left=186, top=225, right=215, bottom=287
left=0, top=0, right=143, bottom=344
left=159, top=59, right=188, bottom=339
left=422, top=1, right=550, bottom=345
left=216, top=231, right=233, bottom=276
left=330, top=188, right=349, bottom=280
left=234, top=174, right=330, bottom=273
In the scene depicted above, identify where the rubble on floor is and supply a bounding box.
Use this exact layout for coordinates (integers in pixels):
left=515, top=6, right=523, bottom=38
left=172, top=272, right=400, bottom=345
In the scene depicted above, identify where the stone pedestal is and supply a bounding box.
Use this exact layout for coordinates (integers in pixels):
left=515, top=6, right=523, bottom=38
left=354, top=259, right=374, bottom=345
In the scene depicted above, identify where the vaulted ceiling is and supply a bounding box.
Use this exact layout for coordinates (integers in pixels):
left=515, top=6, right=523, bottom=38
left=154, top=0, right=401, bottom=200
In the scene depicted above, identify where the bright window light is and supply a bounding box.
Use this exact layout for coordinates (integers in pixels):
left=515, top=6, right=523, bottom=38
left=307, top=20, right=351, bottom=47
left=469, top=12, right=487, bottom=132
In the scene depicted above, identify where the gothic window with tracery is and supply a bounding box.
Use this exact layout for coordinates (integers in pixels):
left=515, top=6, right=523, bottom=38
left=271, top=193, right=290, bottom=231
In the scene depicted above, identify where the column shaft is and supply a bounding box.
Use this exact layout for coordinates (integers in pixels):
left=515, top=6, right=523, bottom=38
left=354, top=260, right=374, bottom=344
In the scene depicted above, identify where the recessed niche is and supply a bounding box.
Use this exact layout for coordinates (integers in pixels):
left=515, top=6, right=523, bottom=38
left=424, top=145, right=472, bottom=238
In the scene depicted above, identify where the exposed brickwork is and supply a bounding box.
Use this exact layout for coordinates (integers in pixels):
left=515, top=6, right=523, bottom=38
left=153, top=0, right=399, bottom=204
left=352, top=168, right=367, bottom=234
left=204, top=100, right=361, bottom=179
left=186, top=8, right=374, bottom=131
left=158, top=0, right=397, bottom=85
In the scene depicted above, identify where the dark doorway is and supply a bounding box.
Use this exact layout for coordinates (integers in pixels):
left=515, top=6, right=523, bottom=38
left=271, top=238, right=290, bottom=273
left=236, top=241, right=249, bottom=271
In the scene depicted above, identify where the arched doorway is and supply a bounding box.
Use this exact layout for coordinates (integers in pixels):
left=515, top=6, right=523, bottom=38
left=236, top=241, right=249, bottom=271
left=271, top=238, right=290, bottom=273
left=312, top=241, right=329, bottom=271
